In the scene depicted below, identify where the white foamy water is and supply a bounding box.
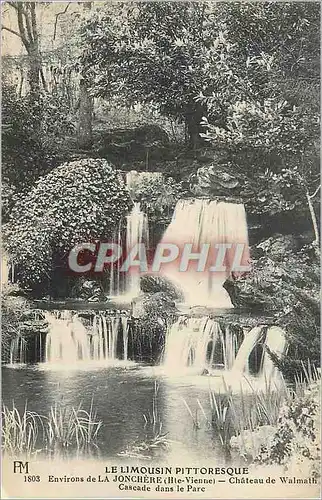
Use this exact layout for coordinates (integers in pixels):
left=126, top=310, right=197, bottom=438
left=126, top=202, right=149, bottom=297
left=163, top=317, right=286, bottom=386
left=158, top=199, right=250, bottom=307
left=43, top=311, right=130, bottom=365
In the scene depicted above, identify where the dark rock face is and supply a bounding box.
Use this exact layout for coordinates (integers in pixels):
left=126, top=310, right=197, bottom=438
left=224, top=233, right=319, bottom=312
left=140, top=275, right=184, bottom=302
left=256, top=234, right=298, bottom=261
left=132, top=292, right=178, bottom=320
left=78, top=280, right=106, bottom=302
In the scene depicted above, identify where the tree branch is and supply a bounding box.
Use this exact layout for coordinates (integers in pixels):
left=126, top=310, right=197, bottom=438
left=16, top=3, right=30, bottom=51
left=308, top=184, right=321, bottom=200
left=7, top=2, right=20, bottom=12
left=53, top=3, right=71, bottom=41
left=23, top=4, right=35, bottom=45
left=40, top=68, right=48, bottom=92
left=1, top=25, right=22, bottom=39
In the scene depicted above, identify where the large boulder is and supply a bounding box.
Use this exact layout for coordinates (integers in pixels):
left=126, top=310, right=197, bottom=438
left=140, top=275, right=184, bottom=301
left=132, top=291, right=178, bottom=320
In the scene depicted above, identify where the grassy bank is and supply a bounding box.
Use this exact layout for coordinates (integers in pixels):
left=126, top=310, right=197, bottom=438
left=2, top=400, right=102, bottom=457
left=183, top=363, right=320, bottom=475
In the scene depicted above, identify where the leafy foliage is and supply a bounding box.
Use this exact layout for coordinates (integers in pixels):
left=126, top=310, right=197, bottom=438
left=1, top=285, right=31, bottom=364
left=199, top=99, right=320, bottom=216
left=230, top=380, right=320, bottom=477
left=129, top=175, right=185, bottom=223
left=2, top=85, right=75, bottom=191
left=80, top=3, right=213, bottom=143
left=5, top=159, right=132, bottom=292
left=80, top=1, right=319, bottom=154
left=195, top=3, right=320, bottom=217
left=256, top=382, right=320, bottom=478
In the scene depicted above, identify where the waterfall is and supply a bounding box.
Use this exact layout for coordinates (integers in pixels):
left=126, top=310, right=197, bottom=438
left=232, top=326, right=265, bottom=374
left=158, top=199, right=250, bottom=307
left=231, top=325, right=286, bottom=379
left=44, top=310, right=129, bottom=364
left=164, top=318, right=286, bottom=381
left=125, top=202, right=149, bottom=297
left=109, top=221, right=122, bottom=296
left=107, top=171, right=158, bottom=298
left=9, top=336, right=26, bottom=364
left=121, top=316, right=130, bottom=361
left=163, top=316, right=238, bottom=371
left=45, top=311, right=90, bottom=364
left=262, top=326, right=287, bottom=379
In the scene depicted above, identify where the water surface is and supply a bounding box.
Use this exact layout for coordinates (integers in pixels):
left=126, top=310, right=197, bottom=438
left=2, top=363, right=228, bottom=464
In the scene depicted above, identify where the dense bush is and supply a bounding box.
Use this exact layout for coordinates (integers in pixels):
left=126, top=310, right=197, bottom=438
left=5, top=159, right=132, bottom=293
left=2, top=85, right=75, bottom=191
left=256, top=382, right=320, bottom=478
left=230, top=381, right=320, bottom=478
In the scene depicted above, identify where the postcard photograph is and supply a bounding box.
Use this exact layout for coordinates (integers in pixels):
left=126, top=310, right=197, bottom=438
left=1, top=1, right=321, bottom=499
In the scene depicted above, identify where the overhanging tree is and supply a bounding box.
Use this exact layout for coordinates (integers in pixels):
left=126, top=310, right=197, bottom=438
left=80, top=1, right=319, bottom=156
left=2, top=2, right=45, bottom=97
left=79, top=2, right=251, bottom=149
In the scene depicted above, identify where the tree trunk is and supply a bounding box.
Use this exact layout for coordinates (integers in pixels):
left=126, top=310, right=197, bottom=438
left=28, top=47, right=41, bottom=97
left=185, top=103, right=205, bottom=151
left=77, top=78, right=93, bottom=149
left=77, top=1, right=93, bottom=149
left=306, top=191, right=320, bottom=251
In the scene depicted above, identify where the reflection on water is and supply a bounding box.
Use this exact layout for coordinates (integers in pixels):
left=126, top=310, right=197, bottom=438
left=2, top=365, right=228, bottom=464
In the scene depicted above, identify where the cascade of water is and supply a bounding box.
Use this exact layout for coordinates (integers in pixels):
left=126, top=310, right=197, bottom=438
left=109, top=316, right=120, bottom=359
left=222, top=325, right=237, bottom=370
left=109, top=221, right=123, bottom=296
left=9, top=336, right=26, bottom=364
left=231, top=325, right=286, bottom=380
left=164, top=319, right=286, bottom=380
left=121, top=316, right=130, bottom=361
left=232, top=326, right=265, bottom=374
left=45, top=311, right=91, bottom=364
left=125, top=202, right=149, bottom=297
left=44, top=310, right=129, bottom=364
left=158, top=199, right=250, bottom=307
left=262, top=326, right=287, bottom=379
left=163, top=316, right=233, bottom=371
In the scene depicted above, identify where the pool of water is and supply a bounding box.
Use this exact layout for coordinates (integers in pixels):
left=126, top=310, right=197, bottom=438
left=2, top=363, right=232, bottom=464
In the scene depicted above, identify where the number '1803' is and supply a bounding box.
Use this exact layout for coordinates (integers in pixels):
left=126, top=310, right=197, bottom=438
left=24, top=475, right=41, bottom=482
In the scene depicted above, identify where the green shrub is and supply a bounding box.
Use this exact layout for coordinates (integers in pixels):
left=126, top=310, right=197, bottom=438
left=2, top=85, right=75, bottom=191
left=255, top=382, right=320, bottom=477
left=5, top=159, right=132, bottom=293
